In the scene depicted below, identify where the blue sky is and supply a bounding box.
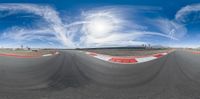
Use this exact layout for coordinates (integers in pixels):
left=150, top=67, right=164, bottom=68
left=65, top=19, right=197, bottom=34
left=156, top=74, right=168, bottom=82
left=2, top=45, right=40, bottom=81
left=0, top=0, right=199, bottom=48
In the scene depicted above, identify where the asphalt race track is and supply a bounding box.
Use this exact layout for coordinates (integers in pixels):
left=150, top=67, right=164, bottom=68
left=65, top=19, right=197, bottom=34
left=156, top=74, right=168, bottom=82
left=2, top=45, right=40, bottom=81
left=0, top=50, right=200, bottom=99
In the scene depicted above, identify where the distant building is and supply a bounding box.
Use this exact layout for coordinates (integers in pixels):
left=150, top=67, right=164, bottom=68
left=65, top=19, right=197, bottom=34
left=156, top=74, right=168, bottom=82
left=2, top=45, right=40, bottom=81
left=25, top=46, right=31, bottom=50
left=21, top=45, right=23, bottom=49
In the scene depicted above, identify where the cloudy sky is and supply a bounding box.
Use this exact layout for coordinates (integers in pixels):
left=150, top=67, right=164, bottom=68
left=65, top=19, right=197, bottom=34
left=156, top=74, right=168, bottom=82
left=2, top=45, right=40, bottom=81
left=0, top=0, right=199, bottom=48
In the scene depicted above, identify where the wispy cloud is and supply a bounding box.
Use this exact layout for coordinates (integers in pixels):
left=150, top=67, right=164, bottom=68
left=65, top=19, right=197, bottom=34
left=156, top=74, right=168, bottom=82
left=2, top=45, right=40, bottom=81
left=1, top=27, right=53, bottom=41
left=151, top=18, right=187, bottom=39
left=76, top=6, right=186, bottom=47
left=176, top=3, right=200, bottom=23
left=0, top=4, right=190, bottom=48
left=0, top=3, right=75, bottom=47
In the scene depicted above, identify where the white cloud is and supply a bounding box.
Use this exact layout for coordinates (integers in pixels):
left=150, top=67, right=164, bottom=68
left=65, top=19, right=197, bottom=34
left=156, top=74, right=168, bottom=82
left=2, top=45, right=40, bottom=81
left=0, top=4, right=189, bottom=48
left=1, top=27, right=53, bottom=41
left=0, top=3, right=75, bottom=47
left=152, top=18, right=187, bottom=39
left=176, top=3, right=200, bottom=23
left=77, top=7, right=185, bottom=47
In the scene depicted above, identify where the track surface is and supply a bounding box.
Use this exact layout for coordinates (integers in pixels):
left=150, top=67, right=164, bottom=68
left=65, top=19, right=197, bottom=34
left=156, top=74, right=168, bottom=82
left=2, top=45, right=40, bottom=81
left=0, top=50, right=200, bottom=99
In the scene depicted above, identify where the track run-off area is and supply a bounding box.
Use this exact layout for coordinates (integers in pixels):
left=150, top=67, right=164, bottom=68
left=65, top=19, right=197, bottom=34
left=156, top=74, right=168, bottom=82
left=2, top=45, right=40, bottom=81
left=0, top=50, right=200, bottom=99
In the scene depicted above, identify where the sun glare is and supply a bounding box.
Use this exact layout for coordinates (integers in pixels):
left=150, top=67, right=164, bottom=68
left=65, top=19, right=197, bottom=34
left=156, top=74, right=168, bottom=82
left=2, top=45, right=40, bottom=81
left=86, top=16, right=115, bottom=38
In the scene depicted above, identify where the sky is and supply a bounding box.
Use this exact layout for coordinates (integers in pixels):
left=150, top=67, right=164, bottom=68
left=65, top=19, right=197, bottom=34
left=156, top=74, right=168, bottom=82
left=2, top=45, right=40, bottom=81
left=0, top=0, right=199, bottom=48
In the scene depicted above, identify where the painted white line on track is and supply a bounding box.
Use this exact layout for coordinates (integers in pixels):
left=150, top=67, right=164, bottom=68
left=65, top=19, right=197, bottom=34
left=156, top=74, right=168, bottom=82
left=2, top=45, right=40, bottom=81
left=136, top=56, right=157, bottom=63
left=42, top=54, right=53, bottom=57
left=55, top=52, right=59, bottom=55
left=94, top=55, right=111, bottom=61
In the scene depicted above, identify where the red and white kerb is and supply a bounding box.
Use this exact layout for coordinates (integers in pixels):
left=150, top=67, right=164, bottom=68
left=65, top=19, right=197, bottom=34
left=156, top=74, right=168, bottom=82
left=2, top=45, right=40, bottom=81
left=86, top=52, right=169, bottom=64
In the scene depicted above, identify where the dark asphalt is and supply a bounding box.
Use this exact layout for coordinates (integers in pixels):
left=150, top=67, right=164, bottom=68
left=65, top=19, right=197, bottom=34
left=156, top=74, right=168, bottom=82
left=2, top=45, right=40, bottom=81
left=0, top=50, right=200, bottom=99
